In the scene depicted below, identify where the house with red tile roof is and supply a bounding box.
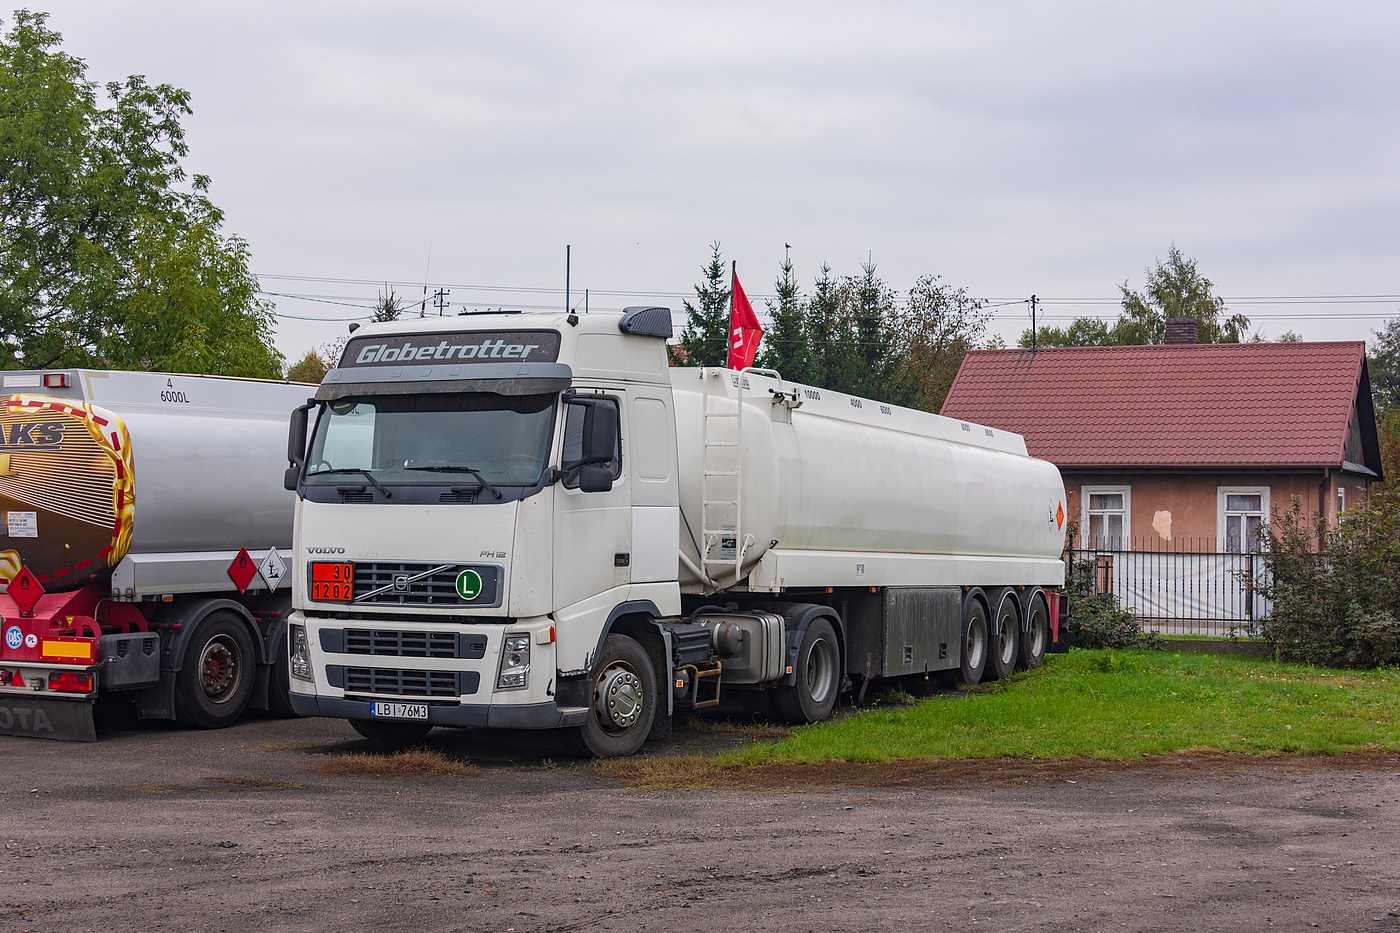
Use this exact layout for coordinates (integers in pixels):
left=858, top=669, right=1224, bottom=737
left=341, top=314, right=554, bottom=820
left=941, top=334, right=1383, bottom=555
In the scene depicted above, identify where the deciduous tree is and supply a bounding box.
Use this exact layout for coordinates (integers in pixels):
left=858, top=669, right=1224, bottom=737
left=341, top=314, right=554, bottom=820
left=0, top=10, right=280, bottom=375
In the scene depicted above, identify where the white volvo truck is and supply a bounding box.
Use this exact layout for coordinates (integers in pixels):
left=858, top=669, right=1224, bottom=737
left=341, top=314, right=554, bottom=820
left=285, top=308, right=1068, bottom=756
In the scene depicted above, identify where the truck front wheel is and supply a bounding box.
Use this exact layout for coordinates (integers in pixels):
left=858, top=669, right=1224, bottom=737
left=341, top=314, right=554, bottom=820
left=567, top=634, right=656, bottom=758
left=774, top=617, right=840, bottom=724
left=174, top=611, right=257, bottom=729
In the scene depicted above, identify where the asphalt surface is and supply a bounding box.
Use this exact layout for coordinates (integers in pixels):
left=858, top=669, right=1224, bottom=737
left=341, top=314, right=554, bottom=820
left=1, top=711, right=1398, bottom=932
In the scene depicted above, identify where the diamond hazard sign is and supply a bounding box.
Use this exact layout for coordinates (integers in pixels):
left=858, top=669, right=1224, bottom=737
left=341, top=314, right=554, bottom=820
left=227, top=547, right=258, bottom=594
left=8, top=565, right=44, bottom=616
left=258, top=549, right=287, bottom=593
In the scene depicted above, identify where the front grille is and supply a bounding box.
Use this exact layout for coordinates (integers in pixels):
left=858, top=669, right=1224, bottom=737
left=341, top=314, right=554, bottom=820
left=345, top=629, right=456, bottom=658
left=339, top=491, right=374, bottom=503
left=344, top=666, right=461, bottom=697
left=439, top=491, right=477, bottom=503
left=353, top=562, right=489, bottom=606
left=342, top=629, right=487, bottom=659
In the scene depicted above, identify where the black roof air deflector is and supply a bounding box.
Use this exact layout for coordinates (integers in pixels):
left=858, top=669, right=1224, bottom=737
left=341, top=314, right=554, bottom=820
left=618, top=306, right=673, bottom=339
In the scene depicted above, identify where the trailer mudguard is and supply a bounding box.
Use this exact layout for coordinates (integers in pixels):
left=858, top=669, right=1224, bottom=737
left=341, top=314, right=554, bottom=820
left=752, top=602, right=845, bottom=689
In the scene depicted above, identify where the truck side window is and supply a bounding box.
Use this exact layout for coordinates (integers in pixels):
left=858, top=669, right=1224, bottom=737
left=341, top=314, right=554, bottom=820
left=561, top=397, right=621, bottom=489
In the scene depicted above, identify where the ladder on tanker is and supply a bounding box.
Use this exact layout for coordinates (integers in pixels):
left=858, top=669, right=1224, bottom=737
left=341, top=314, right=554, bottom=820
left=698, top=367, right=752, bottom=587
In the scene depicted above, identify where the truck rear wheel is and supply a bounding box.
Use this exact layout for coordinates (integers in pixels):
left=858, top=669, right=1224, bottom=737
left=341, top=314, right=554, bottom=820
left=350, top=718, right=434, bottom=744
left=959, top=598, right=988, bottom=686
left=174, top=611, right=256, bottom=729
left=774, top=617, right=840, bottom=724
left=1018, top=592, right=1049, bottom=670
left=986, top=591, right=1020, bottom=681
left=567, top=634, right=656, bottom=758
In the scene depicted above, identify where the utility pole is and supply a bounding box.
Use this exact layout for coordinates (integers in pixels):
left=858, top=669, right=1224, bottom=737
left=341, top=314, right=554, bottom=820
left=565, top=244, right=571, bottom=313
left=1030, top=294, right=1038, bottom=352
left=432, top=288, right=451, bottom=316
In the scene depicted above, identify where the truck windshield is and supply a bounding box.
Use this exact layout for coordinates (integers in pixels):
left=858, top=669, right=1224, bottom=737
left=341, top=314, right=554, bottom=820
left=304, top=393, right=555, bottom=486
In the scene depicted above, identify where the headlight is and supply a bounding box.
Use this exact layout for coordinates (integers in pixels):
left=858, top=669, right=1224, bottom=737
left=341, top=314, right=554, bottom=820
left=496, top=634, right=531, bottom=690
left=289, top=623, right=313, bottom=682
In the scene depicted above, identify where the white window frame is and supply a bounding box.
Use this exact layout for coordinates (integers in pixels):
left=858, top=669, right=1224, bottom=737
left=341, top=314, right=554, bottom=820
left=1080, top=485, right=1131, bottom=550
left=1217, top=486, right=1270, bottom=553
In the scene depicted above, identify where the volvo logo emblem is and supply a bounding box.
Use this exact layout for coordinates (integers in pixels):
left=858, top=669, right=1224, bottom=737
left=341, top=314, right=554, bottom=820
left=393, top=574, right=410, bottom=592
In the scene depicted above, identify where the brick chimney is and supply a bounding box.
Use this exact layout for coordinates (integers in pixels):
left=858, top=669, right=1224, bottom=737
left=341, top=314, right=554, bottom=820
left=1164, top=317, right=1199, bottom=344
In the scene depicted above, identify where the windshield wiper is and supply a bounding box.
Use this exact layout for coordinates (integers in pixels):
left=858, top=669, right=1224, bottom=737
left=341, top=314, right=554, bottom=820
left=309, top=467, right=393, bottom=500
left=403, top=465, right=504, bottom=500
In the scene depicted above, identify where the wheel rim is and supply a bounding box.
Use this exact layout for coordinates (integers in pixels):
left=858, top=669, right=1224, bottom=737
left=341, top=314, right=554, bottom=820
left=997, top=604, right=1018, bottom=666
left=804, top=636, right=837, bottom=705
left=199, top=635, right=242, bottom=704
left=965, top=615, right=986, bottom=670
left=1029, top=608, right=1047, bottom=656
left=594, top=663, right=645, bottom=733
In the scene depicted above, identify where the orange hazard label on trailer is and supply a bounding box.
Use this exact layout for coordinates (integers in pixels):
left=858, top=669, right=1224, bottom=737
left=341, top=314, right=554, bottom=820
left=41, top=638, right=95, bottom=663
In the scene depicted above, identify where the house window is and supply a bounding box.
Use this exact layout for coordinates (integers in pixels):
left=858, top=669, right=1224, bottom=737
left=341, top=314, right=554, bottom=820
left=1218, top=487, right=1269, bottom=553
left=1337, top=487, right=1346, bottom=515
left=1081, top=486, right=1130, bottom=550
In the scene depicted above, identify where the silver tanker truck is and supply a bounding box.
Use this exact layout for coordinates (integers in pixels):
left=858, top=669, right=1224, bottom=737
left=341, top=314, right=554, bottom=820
left=285, top=309, right=1069, bottom=756
left=0, top=369, right=310, bottom=741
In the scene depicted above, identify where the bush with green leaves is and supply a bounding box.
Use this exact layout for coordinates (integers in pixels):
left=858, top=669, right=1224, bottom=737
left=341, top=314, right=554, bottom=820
left=1257, top=499, right=1400, bottom=667
left=1062, top=559, right=1161, bottom=649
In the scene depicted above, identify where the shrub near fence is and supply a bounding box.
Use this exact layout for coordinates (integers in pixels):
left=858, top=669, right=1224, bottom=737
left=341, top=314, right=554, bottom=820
left=1067, top=538, right=1271, bottom=637
left=1257, top=500, right=1400, bottom=668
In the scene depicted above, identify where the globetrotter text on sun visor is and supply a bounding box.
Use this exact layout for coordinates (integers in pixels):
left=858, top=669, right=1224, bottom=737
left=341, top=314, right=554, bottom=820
left=340, top=331, right=562, bottom=368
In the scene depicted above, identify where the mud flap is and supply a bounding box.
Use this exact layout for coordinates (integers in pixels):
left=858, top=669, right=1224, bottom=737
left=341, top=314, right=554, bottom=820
left=0, top=696, right=97, bottom=742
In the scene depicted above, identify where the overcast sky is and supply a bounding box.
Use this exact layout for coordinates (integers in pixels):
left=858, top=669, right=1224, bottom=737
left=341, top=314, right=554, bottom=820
left=25, top=0, right=1400, bottom=362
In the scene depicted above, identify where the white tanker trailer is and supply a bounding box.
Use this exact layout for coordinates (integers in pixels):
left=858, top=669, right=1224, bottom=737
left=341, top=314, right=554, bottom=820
left=286, top=308, right=1068, bottom=756
left=0, top=369, right=311, bottom=741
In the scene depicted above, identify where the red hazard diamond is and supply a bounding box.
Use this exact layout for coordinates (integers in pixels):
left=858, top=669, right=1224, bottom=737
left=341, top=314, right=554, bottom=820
left=1055, top=502, right=1065, bottom=530
left=227, top=547, right=259, bottom=594
left=8, top=565, right=44, bottom=616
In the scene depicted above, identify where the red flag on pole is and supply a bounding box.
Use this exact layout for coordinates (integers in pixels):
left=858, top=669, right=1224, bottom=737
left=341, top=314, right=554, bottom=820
left=727, top=263, right=763, bottom=371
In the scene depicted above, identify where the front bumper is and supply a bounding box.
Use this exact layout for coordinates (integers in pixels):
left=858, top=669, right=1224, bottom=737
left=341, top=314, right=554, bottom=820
left=290, top=692, right=589, bottom=729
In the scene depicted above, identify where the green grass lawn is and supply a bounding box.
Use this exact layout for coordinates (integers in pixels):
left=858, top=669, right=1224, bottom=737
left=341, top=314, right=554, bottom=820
left=721, top=649, right=1400, bottom=767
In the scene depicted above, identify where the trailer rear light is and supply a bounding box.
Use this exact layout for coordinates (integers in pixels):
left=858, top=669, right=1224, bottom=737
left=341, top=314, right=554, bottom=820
left=47, top=671, right=93, bottom=692
left=42, top=372, right=69, bottom=388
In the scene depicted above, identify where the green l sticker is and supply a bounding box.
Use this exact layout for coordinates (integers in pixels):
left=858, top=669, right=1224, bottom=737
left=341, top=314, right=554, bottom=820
left=455, top=569, right=483, bottom=600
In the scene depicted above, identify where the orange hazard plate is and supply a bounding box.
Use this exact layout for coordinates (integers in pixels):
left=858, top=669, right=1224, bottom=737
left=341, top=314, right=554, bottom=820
left=41, top=638, right=95, bottom=663
left=310, top=562, right=354, bottom=601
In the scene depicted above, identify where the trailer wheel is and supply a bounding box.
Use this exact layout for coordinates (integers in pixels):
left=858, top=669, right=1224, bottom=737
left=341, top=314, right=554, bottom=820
left=566, top=634, right=656, bottom=758
left=774, top=617, right=840, bottom=724
left=350, top=718, right=434, bottom=744
left=959, top=598, right=988, bottom=686
left=1018, top=593, right=1049, bottom=670
left=986, top=591, right=1020, bottom=681
left=174, top=611, right=257, bottom=729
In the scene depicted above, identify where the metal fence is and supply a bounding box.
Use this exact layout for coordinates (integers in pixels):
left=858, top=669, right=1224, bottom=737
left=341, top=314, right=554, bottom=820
left=1067, top=538, right=1271, bottom=636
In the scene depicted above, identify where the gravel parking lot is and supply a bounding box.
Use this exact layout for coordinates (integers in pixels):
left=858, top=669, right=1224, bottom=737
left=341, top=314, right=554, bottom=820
left=2, top=713, right=1398, bottom=932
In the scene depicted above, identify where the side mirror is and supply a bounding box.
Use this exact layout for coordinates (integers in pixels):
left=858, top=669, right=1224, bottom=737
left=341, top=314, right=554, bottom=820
left=580, top=400, right=618, bottom=465
left=579, top=462, right=614, bottom=493
left=286, top=401, right=313, bottom=491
